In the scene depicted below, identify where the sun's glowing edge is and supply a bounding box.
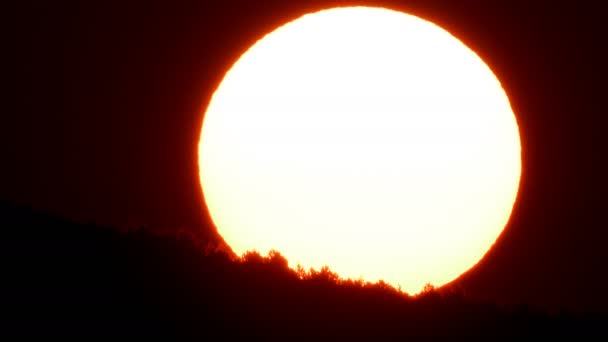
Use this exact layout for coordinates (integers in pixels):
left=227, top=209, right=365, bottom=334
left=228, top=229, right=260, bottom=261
left=198, top=6, right=522, bottom=295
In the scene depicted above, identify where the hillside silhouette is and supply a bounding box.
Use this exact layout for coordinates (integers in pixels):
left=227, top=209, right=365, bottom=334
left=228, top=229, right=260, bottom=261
left=1, top=202, right=605, bottom=338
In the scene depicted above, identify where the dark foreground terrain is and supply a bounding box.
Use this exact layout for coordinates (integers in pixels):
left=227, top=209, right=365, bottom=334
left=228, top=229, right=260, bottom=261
left=1, top=202, right=605, bottom=339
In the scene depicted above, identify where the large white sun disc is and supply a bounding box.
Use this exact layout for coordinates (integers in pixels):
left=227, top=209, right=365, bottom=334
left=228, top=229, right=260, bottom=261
left=199, top=7, right=521, bottom=294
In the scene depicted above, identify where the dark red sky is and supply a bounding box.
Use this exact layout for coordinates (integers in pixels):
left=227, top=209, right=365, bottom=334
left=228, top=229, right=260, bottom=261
left=3, top=0, right=604, bottom=313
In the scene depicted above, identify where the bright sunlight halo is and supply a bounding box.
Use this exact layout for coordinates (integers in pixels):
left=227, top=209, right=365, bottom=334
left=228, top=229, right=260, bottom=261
left=198, top=7, right=521, bottom=294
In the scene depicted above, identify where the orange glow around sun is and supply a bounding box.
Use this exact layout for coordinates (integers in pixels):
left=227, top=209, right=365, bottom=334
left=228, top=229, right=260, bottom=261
left=198, top=7, right=521, bottom=294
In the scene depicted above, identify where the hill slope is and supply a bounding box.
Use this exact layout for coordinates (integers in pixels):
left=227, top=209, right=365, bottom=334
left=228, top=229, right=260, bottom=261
left=1, top=202, right=604, bottom=338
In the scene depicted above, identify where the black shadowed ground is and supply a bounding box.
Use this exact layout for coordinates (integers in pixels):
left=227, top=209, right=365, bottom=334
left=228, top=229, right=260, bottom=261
left=1, top=202, right=605, bottom=338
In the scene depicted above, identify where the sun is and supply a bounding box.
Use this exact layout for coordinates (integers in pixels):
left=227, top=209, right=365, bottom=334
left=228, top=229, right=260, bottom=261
left=198, top=7, right=521, bottom=294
